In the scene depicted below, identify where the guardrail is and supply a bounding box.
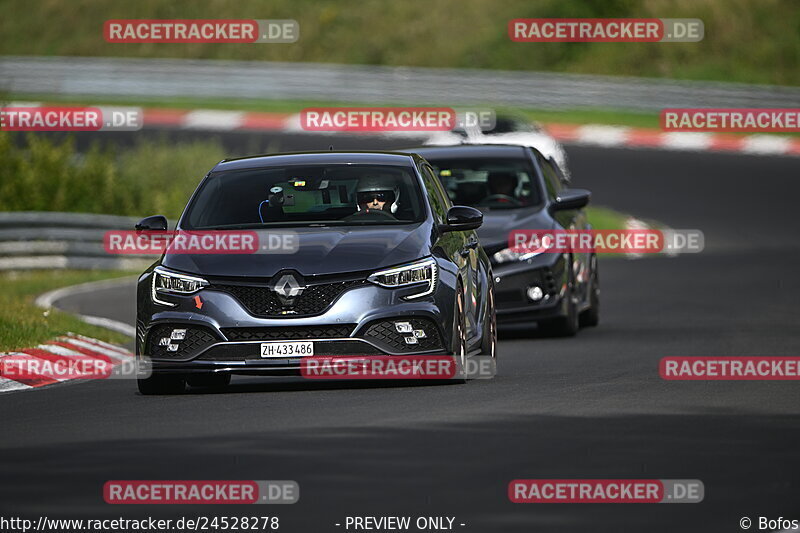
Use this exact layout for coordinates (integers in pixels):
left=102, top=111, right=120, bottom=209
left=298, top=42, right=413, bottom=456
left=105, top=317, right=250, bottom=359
left=0, top=211, right=154, bottom=271
left=2, top=56, right=799, bottom=111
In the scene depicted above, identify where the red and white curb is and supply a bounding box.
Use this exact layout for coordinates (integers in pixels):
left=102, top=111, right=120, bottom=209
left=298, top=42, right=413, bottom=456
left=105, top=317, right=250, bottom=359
left=545, top=123, right=800, bottom=156
left=8, top=101, right=800, bottom=157
left=0, top=334, right=134, bottom=393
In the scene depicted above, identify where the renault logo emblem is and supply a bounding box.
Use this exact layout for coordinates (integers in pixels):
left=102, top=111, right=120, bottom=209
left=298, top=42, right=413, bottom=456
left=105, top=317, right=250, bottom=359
left=270, top=272, right=304, bottom=304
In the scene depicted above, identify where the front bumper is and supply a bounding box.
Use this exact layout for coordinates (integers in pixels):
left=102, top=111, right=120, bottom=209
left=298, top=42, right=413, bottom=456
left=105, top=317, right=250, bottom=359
left=137, top=273, right=453, bottom=375
left=492, top=254, right=568, bottom=325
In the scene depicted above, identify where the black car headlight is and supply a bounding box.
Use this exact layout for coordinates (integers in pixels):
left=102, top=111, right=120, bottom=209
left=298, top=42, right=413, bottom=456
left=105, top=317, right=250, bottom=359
left=368, top=257, right=438, bottom=299
left=151, top=266, right=208, bottom=307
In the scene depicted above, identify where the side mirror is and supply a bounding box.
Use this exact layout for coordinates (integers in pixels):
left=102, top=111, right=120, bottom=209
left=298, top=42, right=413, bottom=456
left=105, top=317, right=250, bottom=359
left=135, top=215, right=168, bottom=232
left=441, top=206, right=483, bottom=232
left=550, top=188, right=590, bottom=212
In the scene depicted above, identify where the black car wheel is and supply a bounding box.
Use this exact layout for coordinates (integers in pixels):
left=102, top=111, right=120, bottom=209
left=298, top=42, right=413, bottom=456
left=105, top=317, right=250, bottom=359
left=451, top=283, right=469, bottom=382
left=580, top=254, right=600, bottom=327
left=137, top=374, right=186, bottom=395
left=480, top=282, right=497, bottom=360
left=539, top=255, right=579, bottom=337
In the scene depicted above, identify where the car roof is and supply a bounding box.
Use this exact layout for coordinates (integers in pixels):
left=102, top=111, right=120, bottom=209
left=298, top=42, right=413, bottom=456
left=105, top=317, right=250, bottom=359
left=402, top=144, right=536, bottom=159
left=213, top=151, right=421, bottom=172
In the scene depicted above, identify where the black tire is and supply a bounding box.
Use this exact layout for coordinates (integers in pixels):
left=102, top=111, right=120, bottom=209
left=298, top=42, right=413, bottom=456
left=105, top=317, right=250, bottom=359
left=580, top=254, right=600, bottom=327
left=480, top=282, right=497, bottom=360
left=450, top=282, right=469, bottom=383
left=137, top=374, right=186, bottom=395
left=539, top=256, right=579, bottom=337
left=186, top=373, right=232, bottom=390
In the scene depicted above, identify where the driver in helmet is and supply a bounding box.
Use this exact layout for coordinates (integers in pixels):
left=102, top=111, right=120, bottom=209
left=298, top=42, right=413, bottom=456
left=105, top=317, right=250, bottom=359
left=356, top=175, right=400, bottom=214
left=487, top=171, right=518, bottom=198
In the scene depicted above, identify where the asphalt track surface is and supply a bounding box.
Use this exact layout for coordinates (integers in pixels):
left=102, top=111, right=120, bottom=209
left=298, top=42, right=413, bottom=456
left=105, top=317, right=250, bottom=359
left=2, top=131, right=800, bottom=533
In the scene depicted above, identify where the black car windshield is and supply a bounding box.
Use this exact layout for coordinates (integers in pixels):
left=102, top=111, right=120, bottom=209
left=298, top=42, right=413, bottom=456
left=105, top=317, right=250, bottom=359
left=182, top=164, right=425, bottom=229
left=425, top=158, right=542, bottom=210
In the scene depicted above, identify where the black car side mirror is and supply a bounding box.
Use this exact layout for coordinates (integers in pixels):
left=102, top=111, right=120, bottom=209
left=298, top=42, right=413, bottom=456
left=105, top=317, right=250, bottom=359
left=441, top=206, right=483, bottom=232
left=135, top=215, right=168, bottom=232
left=550, top=188, right=591, bottom=212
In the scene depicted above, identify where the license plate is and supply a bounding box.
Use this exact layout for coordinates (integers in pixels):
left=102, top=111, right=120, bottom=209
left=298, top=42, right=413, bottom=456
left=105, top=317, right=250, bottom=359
left=260, top=341, right=314, bottom=358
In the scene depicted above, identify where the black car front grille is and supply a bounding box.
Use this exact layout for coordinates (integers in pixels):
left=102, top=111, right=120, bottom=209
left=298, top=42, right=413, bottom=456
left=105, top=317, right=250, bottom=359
left=145, top=324, right=220, bottom=359
left=221, top=325, right=355, bottom=341
left=360, top=318, right=444, bottom=353
left=210, top=279, right=368, bottom=317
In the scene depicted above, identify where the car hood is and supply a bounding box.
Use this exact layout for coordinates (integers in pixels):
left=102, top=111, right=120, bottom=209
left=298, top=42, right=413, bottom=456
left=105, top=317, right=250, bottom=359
left=161, top=223, right=431, bottom=279
left=476, top=208, right=554, bottom=252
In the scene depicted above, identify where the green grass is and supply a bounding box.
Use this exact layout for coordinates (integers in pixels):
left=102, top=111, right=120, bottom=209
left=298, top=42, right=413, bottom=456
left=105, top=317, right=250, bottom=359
left=1, top=0, right=798, bottom=86
left=0, top=131, right=226, bottom=219
left=585, top=206, right=631, bottom=230
left=0, top=270, right=134, bottom=351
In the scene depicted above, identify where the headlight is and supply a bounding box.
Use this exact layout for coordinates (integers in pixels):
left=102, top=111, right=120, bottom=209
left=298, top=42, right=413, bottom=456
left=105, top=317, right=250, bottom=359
left=368, top=257, right=438, bottom=299
left=151, top=266, right=208, bottom=307
left=492, top=248, right=545, bottom=264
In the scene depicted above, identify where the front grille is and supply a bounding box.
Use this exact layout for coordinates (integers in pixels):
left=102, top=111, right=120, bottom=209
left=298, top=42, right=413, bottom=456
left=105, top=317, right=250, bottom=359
left=360, top=318, right=444, bottom=353
left=221, top=325, right=355, bottom=341
left=146, top=324, right=220, bottom=359
left=211, top=279, right=368, bottom=317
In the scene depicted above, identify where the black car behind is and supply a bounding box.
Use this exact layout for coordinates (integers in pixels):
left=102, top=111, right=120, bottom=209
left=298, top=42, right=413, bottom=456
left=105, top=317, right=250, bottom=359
left=407, top=145, right=599, bottom=336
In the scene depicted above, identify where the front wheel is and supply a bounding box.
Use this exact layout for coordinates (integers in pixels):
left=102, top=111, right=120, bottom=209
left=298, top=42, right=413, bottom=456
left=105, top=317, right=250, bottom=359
left=580, top=254, right=600, bottom=327
left=451, top=283, right=468, bottom=383
left=538, top=256, right=579, bottom=337
left=480, top=282, right=497, bottom=360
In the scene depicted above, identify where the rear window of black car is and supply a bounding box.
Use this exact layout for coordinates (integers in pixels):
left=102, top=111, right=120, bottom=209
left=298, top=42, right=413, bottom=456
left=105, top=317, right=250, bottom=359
left=182, top=164, right=425, bottom=229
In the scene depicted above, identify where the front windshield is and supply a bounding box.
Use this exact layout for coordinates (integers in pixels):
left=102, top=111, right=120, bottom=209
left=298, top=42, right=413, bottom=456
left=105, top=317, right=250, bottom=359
left=425, top=157, right=542, bottom=210
left=182, top=164, right=425, bottom=229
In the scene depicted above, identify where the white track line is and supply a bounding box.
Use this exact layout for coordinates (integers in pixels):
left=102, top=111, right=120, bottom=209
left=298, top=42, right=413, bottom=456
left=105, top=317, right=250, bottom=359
left=59, top=337, right=133, bottom=359
left=184, top=110, right=245, bottom=130
left=0, top=376, right=32, bottom=392
left=72, top=334, right=132, bottom=354
left=741, top=135, right=792, bottom=155
left=661, top=132, right=713, bottom=151
left=36, top=277, right=137, bottom=338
